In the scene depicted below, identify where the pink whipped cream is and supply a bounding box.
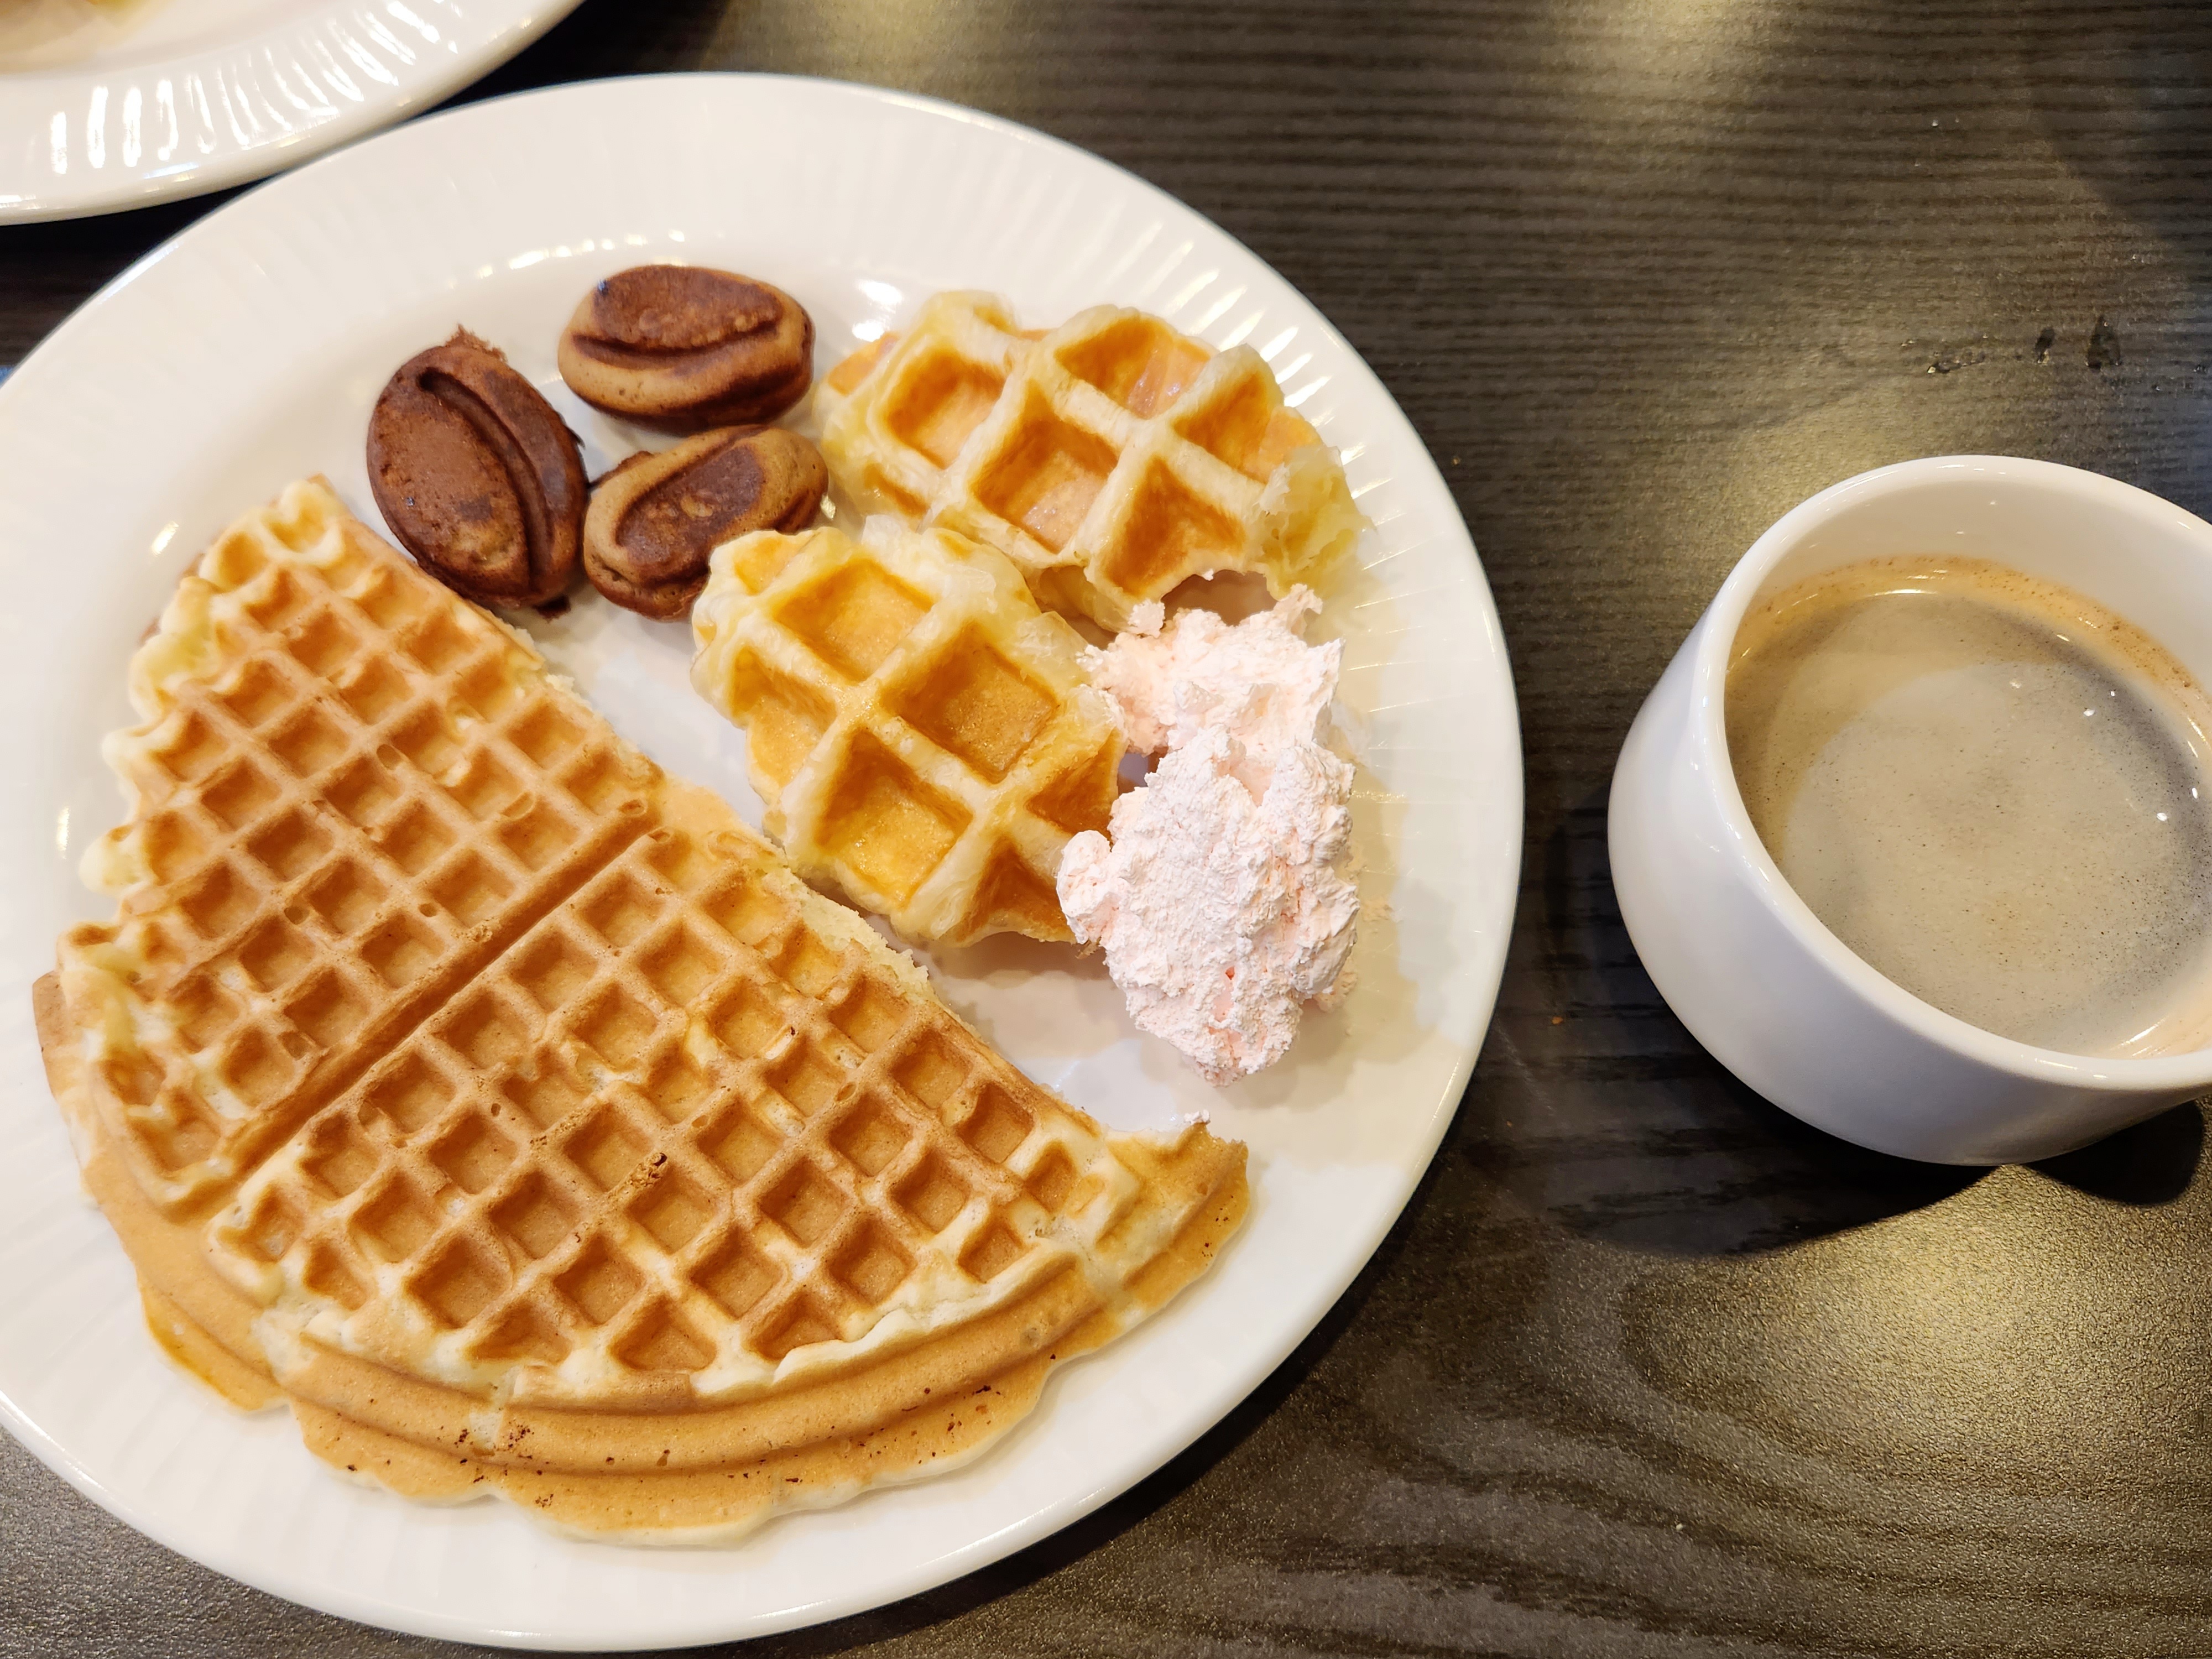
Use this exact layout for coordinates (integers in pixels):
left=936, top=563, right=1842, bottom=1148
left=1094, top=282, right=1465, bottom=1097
left=1057, top=588, right=1359, bottom=1084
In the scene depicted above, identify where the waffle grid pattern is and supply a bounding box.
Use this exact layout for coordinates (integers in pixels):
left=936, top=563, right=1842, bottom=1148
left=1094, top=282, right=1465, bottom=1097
left=84, top=497, right=653, bottom=1214
left=215, top=820, right=1135, bottom=1395
left=692, top=520, right=1122, bottom=946
left=48, top=481, right=1250, bottom=1520
left=817, top=292, right=1364, bottom=629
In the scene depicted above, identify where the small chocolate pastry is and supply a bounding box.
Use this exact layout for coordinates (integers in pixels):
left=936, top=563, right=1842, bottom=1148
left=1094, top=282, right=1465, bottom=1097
left=583, top=426, right=828, bottom=619
left=367, top=329, right=585, bottom=611
left=556, top=266, right=815, bottom=433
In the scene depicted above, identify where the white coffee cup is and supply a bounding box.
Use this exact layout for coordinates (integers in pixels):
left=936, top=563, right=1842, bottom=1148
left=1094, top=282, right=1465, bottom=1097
left=1609, top=455, right=2212, bottom=1164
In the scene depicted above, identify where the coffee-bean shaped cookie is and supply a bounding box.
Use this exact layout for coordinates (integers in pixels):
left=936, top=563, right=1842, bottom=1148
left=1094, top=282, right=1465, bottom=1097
left=557, top=266, right=814, bottom=433
left=367, top=329, right=585, bottom=610
left=583, top=426, right=828, bottom=618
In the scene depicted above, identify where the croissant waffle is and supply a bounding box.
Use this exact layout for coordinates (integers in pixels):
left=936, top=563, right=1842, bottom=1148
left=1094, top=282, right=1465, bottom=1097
left=816, top=293, right=1368, bottom=630
left=37, top=478, right=1247, bottom=1542
left=691, top=518, right=1123, bottom=947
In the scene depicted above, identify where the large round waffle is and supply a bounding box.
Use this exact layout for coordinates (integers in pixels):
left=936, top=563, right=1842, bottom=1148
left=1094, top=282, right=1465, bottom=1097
left=38, top=478, right=1248, bottom=1542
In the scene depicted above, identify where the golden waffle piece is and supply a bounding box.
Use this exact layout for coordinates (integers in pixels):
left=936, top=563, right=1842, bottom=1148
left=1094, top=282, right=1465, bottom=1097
left=38, top=478, right=1246, bottom=1542
left=691, top=518, right=1123, bottom=947
left=816, top=293, right=1368, bottom=631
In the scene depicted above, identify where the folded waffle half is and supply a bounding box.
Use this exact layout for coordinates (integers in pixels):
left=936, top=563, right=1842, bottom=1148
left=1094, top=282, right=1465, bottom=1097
left=36, top=478, right=1247, bottom=1542
left=816, top=293, right=1368, bottom=630
left=691, top=518, right=1123, bottom=946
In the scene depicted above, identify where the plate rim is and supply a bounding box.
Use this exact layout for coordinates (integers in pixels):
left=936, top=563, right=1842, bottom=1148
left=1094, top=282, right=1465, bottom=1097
left=0, top=0, right=586, bottom=222
left=0, top=70, right=1524, bottom=1648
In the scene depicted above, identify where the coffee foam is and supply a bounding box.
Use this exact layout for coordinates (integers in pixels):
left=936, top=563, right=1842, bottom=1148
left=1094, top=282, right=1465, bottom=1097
left=1726, top=555, right=2212, bottom=1057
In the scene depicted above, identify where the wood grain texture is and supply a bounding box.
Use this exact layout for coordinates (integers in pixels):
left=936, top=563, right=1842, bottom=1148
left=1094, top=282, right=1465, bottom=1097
left=10, top=0, right=2212, bottom=1652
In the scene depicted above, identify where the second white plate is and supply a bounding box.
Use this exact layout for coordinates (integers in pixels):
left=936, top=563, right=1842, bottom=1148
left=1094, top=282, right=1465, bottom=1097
left=0, top=74, right=1520, bottom=1648
left=0, top=0, right=583, bottom=220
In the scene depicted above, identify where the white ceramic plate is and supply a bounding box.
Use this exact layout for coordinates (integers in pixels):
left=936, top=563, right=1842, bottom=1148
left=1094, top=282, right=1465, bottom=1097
left=0, top=0, right=583, bottom=221
left=0, top=75, right=1520, bottom=1648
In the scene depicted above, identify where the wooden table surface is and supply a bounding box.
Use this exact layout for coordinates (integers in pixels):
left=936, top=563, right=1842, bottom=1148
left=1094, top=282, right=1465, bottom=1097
left=9, top=1, right=2212, bottom=1653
